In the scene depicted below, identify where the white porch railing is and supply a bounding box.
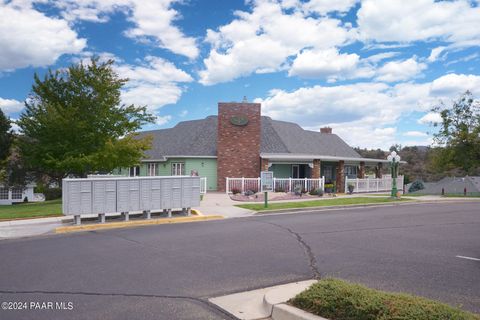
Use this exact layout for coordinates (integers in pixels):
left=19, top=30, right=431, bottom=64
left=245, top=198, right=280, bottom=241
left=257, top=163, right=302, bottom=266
left=226, top=177, right=325, bottom=194
left=345, top=176, right=404, bottom=193
left=200, top=177, right=207, bottom=194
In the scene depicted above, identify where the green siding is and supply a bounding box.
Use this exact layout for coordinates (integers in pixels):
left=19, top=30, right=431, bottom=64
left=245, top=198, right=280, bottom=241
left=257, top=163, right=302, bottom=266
left=118, top=158, right=218, bottom=191
left=269, top=164, right=291, bottom=178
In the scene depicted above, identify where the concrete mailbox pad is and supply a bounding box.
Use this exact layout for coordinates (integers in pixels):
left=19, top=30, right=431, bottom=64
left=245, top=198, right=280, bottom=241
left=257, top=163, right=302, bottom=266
left=62, top=176, right=200, bottom=224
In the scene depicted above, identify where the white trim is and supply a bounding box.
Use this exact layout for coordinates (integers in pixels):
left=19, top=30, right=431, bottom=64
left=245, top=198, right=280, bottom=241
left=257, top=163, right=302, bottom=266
left=260, top=153, right=405, bottom=164
left=142, top=156, right=217, bottom=162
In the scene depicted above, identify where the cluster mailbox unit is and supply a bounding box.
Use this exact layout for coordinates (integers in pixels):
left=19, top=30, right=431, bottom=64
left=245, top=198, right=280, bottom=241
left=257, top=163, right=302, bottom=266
left=62, top=176, right=201, bottom=225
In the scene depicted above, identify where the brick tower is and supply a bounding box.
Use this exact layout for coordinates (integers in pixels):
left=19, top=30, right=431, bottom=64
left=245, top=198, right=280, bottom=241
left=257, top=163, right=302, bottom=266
left=217, top=102, right=261, bottom=192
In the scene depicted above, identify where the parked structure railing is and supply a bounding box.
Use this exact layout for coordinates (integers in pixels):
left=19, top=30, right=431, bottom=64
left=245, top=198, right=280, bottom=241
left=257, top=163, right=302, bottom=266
left=345, top=176, right=404, bottom=194
left=226, top=177, right=325, bottom=194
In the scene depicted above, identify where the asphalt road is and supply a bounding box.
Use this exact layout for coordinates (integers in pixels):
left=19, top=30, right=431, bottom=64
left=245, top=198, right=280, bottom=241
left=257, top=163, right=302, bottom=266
left=0, top=202, right=479, bottom=319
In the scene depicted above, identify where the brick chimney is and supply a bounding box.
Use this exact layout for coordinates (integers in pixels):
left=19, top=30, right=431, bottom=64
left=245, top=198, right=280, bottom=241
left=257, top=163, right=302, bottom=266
left=217, top=102, right=261, bottom=191
left=320, top=127, right=332, bottom=134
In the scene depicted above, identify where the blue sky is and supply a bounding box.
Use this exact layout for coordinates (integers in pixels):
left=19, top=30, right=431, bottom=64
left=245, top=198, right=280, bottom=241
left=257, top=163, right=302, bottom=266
left=1, top=0, right=480, bottom=149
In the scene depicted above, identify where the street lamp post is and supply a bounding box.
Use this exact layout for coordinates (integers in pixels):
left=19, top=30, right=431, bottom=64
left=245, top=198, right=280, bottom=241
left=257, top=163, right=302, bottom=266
left=387, top=151, right=401, bottom=198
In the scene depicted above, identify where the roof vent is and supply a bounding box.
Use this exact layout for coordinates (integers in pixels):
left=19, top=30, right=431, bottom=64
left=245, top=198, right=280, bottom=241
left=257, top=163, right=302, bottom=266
left=320, top=127, right=332, bottom=134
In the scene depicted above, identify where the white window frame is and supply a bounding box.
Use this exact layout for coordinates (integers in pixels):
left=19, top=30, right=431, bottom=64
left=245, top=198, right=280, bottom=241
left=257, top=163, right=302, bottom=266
left=129, top=166, right=140, bottom=177
left=147, top=163, right=157, bottom=176
left=11, top=188, right=23, bottom=200
left=171, top=162, right=185, bottom=176
left=0, top=188, right=8, bottom=200
left=292, top=165, right=300, bottom=178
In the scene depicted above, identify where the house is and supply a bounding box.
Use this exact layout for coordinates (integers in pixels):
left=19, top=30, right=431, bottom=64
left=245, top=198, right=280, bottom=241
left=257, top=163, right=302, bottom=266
left=115, top=102, right=391, bottom=192
left=0, top=183, right=43, bottom=205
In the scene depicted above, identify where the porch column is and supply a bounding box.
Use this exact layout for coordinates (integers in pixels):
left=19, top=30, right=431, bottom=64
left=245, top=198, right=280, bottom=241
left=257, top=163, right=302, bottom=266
left=336, top=160, right=345, bottom=193
left=261, top=158, right=269, bottom=171
left=358, top=161, right=365, bottom=178
left=312, top=159, right=321, bottom=179
left=375, top=162, right=383, bottom=178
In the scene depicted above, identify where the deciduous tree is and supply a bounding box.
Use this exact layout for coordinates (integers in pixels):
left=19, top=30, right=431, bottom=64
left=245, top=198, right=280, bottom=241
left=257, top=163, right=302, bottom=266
left=17, top=58, right=155, bottom=184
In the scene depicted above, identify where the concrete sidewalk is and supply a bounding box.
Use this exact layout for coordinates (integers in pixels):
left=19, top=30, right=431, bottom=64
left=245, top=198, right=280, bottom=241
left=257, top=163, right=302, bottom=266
left=194, top=192, right=255, bottom=218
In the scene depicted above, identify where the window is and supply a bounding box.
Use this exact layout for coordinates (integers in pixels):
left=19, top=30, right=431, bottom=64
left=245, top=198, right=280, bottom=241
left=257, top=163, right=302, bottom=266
left=345, top=165, right=358, bottom=178
left=11, top=188, right=23, bottom=200
left=323, top=166, right=333, bottom=180
left=129, top=166, right=140, bottom=177
left=171, top=162, right=185, bottom=176
left=147, top=163, right=157, bottom=176
left=0, top=188, right=8, bottom=200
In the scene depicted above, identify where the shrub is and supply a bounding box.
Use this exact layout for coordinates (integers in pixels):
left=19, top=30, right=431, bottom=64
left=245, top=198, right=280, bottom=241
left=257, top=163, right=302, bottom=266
left=294, top=185, right=303, bottom=196
left=44, top=188, right=62, bottom=200
left=347, top=183, right=355, bottom=194
left=245, top=189, right=255, bottom=196
left=324, top=183, right=334, bottom=192
left=409, top=180, right=425, bottom=193
left=275, top=186, right=285, bottom=192
left=309, top=188, right=318, bottom=196
left=317, top=189, right=324, bottom=197
left=23, top=196, right=29, bottom=203
left=291, top=278, right=480, bottom=320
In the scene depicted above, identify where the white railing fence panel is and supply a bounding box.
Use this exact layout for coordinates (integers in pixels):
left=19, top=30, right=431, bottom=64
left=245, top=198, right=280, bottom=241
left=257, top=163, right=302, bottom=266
left=345, top=176, right=404, bottom=194
left=227, top=177, right=325, bottom=194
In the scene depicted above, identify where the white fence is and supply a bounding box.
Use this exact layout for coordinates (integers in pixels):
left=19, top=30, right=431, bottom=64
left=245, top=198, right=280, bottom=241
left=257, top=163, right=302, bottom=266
left=226, top=177, right=325, bottom=194
left=345, top=176, right=404, bottom=193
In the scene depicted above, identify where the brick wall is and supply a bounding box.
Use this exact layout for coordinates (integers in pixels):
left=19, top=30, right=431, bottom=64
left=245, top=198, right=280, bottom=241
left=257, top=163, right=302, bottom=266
left=217, top=102, right=261, bottom=191
left=312, top=159, right=321, bottom=179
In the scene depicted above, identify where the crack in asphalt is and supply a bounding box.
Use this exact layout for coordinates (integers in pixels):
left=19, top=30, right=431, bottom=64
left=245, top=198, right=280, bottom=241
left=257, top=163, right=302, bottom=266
left=0, top=289, right=236, bottom=319
left=255, top=220, right=321, bottom=279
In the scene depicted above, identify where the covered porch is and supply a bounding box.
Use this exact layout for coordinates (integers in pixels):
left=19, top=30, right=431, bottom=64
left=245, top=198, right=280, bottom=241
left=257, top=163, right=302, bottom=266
left=261, top=154, right=389, bottom=193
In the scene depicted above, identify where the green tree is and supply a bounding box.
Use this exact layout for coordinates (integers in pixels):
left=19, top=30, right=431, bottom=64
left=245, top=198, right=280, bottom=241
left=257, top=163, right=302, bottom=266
left=430, top=91, right=480, bottom=175
left=0, top=108, right=13, bottom=163
left=17, top=58, right=155, bottom=184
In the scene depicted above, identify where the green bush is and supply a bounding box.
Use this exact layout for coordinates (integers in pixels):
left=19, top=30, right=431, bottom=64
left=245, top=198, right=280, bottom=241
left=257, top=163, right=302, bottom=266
left=309, top=188, right=318, bottom=195
left=44, top=188, right=62, bottom=200
left=291, top=278, right=479, bottom=320
left=409, top=180, right=425, bottom=193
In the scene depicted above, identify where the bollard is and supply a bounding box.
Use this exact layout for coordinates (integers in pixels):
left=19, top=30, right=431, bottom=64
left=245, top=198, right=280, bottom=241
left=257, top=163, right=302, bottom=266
left=168, top=209, right=172, bottom=218
left=464, top=187, right=467, bottom=196
left=264, top=191, right=268, bottom=208
left=74, top=215, right=81, bottom=225
left=98, top=213, right=105, bottom=224
left=187, top=208, right=191, bottom=216
left=441, top=188, right=445, bottom=196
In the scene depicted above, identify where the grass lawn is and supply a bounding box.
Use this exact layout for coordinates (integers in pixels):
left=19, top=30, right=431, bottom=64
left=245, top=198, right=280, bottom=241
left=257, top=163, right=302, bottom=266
left=0, top=199, right=63, bottom=220
left=291, top=278, right=479, bottom=320
left=236, top=196, right=412, bottom=211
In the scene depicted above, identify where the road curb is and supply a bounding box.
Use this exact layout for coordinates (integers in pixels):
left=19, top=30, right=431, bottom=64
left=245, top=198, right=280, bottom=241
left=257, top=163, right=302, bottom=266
left=271, top=303, right=328, bottom=320
left=251, top=199, right=479, bottom=215
left=55, top=215, right=224, bottom=234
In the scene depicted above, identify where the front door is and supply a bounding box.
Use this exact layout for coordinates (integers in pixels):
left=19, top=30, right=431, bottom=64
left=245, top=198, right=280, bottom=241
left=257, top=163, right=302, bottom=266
left=292, top=165, right=300, bottom=178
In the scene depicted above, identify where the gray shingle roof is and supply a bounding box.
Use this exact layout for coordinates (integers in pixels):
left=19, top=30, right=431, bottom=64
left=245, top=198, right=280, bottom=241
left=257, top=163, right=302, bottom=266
left=136, top=116, right=362, bottom=160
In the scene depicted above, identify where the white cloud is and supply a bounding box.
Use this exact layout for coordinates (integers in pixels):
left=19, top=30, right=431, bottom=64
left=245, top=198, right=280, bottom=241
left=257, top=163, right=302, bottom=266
left=429, top=73, right=480, bottom=96
left=418, top=112, right=442, bottom=124
left=0, top=97, right=24, bottom=115
left=375, top=57, right=427, bottom=82
left=255, top=73, right=480, bottom=148
left=124, top=1, right=198, bottom=59
left=0, top=1, right=86, bottom=71
left=116, top=56, right=192, bottom=112
left=364, top=51, right=400, bottom=63
left=289, top=48, right=375, bottom=81
left=44, top=0, right=199, bottom=59
left=357, top=0, right=480, bottom=46
left=154, top=115, right=172, bottom=126
left=302, top=0, right=359, bottom=15
left=199, top=0, right=355, bottom=85
left=427, top=46, right=446, bottom=62
left=403, top=131, right=428, bottom=137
